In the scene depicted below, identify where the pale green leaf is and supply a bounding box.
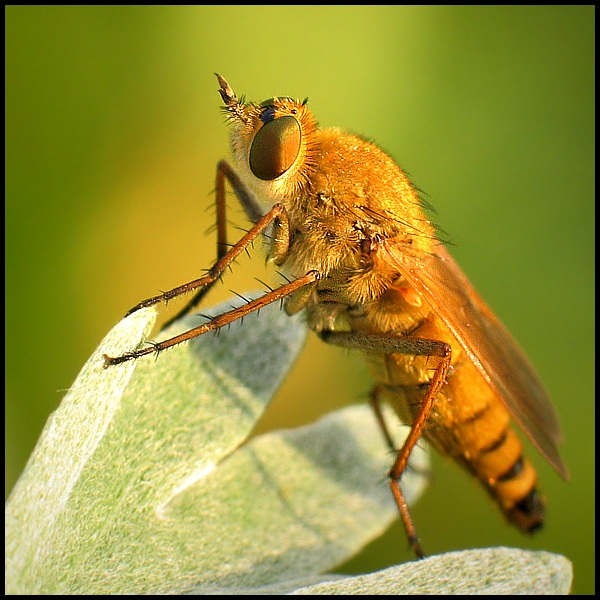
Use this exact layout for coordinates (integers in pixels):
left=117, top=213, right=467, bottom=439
left=7, top=298, right=570, bottom=595
left=288, top=547, right=573, bottom=595
left=5, top=298, right=428, bottom=594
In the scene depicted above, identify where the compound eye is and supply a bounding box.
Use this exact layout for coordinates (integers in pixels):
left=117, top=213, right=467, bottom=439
left=249, top=116, right=301, bottom=180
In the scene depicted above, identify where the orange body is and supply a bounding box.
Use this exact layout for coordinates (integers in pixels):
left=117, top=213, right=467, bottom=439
left=268, top=127, right=553, bottom=533
left=107, top=75, right=568, bottom=553
left=366, top=313, right=543, bottom=532
left=219, top=79, right=568, bottom=535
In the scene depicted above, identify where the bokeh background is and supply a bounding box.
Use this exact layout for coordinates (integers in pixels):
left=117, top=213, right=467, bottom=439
left=6, top=6, right=594, bottom=594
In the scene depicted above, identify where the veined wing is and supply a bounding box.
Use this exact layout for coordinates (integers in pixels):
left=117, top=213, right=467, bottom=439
left=381, top=240, right=569, bottom=480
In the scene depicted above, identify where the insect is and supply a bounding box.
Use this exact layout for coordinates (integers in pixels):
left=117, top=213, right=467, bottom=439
left=105, top=74, right=568, bottom=558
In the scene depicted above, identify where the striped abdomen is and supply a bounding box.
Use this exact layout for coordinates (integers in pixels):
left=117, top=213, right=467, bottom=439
left=366, top=328, right=545, bottom=533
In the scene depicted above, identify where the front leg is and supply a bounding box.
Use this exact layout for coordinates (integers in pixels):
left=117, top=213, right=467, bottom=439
left=122, top=203, right=290, bottom=319
left=162, top=160, right=268, bottom=328
left=105, top=269, right=320, bottom=366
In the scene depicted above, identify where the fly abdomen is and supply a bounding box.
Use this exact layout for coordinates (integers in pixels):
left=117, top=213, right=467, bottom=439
left=485, top=441, right=545, bottom=533
left=363, top=322, right=550, bottom=542
left=419, top=355, right=547, bottom=535
left=457, top=399, right=546, bottom=533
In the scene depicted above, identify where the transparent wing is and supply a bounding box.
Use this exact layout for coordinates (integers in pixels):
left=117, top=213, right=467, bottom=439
left=381, top=241, right=568, bottom=480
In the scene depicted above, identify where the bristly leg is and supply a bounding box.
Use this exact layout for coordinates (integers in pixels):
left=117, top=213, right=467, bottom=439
left=318, top=329, right=451, bottom=559
left=104, top=269, right=319, bottom=367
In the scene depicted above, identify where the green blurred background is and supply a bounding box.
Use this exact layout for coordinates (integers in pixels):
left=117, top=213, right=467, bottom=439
left=6, top=6, right=594, bottom=594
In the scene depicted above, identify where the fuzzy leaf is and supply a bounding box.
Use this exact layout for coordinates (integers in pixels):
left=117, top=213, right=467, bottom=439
left=5, top=298, right=429, bottom=595
left=287, top=547, right=573, bottom=595
left=189, top=548, right=572, bottom=595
